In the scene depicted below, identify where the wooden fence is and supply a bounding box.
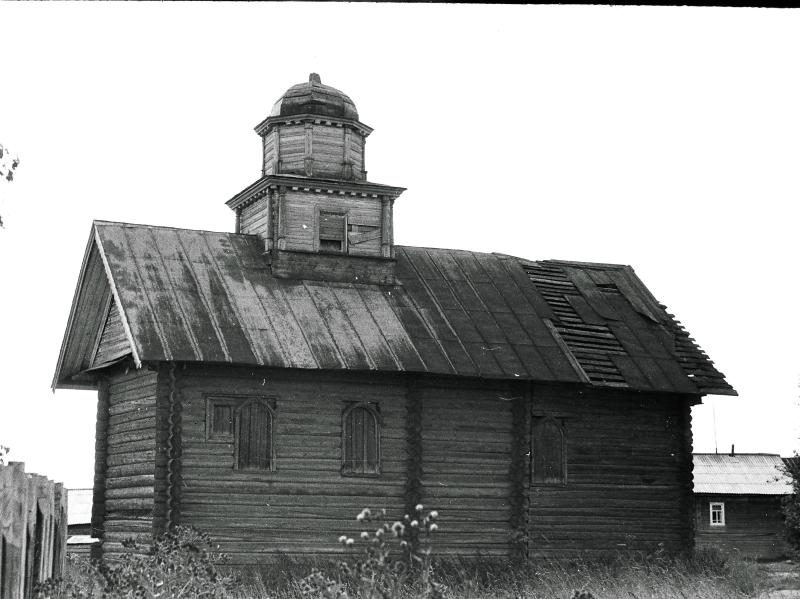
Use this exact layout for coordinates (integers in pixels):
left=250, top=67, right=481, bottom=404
left=1, top=462, right=68, bottom=599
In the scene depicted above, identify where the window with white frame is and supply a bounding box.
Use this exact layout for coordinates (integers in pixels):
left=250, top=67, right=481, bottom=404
left=709, top=502, right=725, bottom=526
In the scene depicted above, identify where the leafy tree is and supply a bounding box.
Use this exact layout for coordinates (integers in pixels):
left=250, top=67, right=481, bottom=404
left=783, top=454, right=800, bottom=555
left=0, top=144, right=20, bottom=182
left=0, top=143, right=20, bottom=228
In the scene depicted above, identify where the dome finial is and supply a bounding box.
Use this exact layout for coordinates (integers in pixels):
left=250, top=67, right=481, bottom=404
left=309, top=73, right=321, bottom=85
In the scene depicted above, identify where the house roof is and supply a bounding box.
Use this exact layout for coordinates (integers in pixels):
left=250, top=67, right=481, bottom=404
left=693, top=454, right=792, bottom=495
left=67, top=488, right=93, bottom=525
left=53, top=220, right=735, bottom=397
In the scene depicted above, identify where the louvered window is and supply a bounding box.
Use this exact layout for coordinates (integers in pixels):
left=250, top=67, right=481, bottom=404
left=319, top=211, right=347, bottom=253
left=235, top=400, right=275, bottom=471
left=532, top=417, right=566, bottom=485
left=342, top=403, right=380, bottom=476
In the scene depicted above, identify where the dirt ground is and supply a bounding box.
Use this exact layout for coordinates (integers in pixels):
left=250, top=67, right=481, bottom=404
left=758, top=561, right=800, bottom=598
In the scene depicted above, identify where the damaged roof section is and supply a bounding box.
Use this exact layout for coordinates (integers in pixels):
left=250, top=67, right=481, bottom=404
left=53, top=221, right=735, bottom=397
left=520, top=260, right=735, bottom=396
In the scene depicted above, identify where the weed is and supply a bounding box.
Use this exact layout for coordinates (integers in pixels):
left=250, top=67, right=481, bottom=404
left=35, top=526, right=237, bottom=599
left=298, top=505, right=445, bottom=599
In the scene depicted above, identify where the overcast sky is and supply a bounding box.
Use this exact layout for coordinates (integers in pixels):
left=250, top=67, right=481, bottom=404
left=0, top=4, right=798, bottom=489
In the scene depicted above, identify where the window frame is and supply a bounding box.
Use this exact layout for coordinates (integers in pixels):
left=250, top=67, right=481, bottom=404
left=206, top=395, right=277, bottom=472
left=531, top=415, right=567, bottom=486
left=709, top=502, right=725, bottom=527
left=341, top=402, right=382, bottom=478
left=316, top=207, right=349, bottom=255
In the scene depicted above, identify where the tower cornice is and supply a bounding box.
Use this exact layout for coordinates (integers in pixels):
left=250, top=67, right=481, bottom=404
left=226, top=174, right=405, bottom=212
left=254, top=114, right=373, bottom=138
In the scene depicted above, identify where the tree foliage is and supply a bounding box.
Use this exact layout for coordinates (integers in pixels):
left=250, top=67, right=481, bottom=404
left=0, top=143, right=20, bottom=228
left=0, top=144, right=20, bottom=182
left=783, top=454, right=800, bottom=555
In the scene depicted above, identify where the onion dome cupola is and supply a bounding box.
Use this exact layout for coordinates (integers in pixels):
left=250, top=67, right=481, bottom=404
left=255, top=73, right=371, bottom=181
left=227, top=74, right=405, bottom=286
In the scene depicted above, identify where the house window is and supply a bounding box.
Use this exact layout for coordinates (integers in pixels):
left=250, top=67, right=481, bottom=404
left=319, top=210, right=347, bottom=253
left=342, top=403, right=380, bottom=476
left=207, top=396, right=276, bottom=471
left=710, top=502, right=725, bottom=526
left=532, top=417, right=566, bottom=485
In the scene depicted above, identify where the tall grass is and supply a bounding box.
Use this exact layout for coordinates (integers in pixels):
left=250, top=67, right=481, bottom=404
left=236, top=550, right=764, bottom=599
left=45, top=508, right=769, bottom=599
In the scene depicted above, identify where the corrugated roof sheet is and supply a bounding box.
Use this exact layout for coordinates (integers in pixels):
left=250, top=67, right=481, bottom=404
left=693, top=454, right=792, bottom=495
left=52, top=221, right=735, bottom=396
left=67, top=488, right=93, bottom=525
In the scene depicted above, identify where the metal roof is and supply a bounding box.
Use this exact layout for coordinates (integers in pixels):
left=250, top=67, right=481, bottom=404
left=52, top=221, right=735, bottom=396
left=693, top=454, right=792, bottom=495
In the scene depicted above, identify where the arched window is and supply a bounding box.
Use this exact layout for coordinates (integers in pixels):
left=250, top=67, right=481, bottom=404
left=342, top=403, right=380, bottom=476
left=235, top=400, right=275, bottom=471
left=532, top=417, right=566, bottom=485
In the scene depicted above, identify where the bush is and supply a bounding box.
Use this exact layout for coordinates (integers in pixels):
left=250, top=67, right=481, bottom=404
left=35, top=526, right=237, bottom=599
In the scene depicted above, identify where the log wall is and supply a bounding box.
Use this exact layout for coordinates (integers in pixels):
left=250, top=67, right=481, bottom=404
left=0, top=463, right=68, bottom=599
left=100, top=366, right=159, bottom=557
left=694, top=495, right=788, bottom=560
left=419, top=381, right=515, bottom=557
left=171, top=369, right=695, bottom=562
left=528, top=384, right=694, bottom=558
left=85, top=363, right=696, bottom=563
left=177, top=367, right=407, bottom=564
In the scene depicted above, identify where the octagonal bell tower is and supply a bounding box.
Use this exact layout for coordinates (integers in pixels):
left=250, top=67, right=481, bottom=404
left=227, top=74, right=405, bottom=285
left=258, top=72, right=368, bottom=181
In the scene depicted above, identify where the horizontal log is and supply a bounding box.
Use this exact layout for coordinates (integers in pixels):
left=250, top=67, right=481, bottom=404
left=105, top=497, right=154, bottom=510
left=105, top=475, right=156, bottom=490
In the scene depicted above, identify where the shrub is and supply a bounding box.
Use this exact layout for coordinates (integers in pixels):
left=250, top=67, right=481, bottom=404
left=35, top=526, right=237, bottom=599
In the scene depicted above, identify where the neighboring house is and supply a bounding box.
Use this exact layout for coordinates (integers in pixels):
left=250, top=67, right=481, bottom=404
left=66, top=488, right=97, bottom=556
left=52, top=74, right=736, bottom=564
left=694, top=452, right=792, bottom=560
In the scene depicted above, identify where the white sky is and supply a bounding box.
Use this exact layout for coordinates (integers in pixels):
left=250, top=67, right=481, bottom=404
left=0, top=4, right=798, bottom=489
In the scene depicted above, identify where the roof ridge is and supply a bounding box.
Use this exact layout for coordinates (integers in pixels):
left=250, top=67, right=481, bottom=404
left=694, top=453, right=784, bottom=457
left=93, top=220, right=235, bottom=236
left=541, top=258, right=633, bottom=270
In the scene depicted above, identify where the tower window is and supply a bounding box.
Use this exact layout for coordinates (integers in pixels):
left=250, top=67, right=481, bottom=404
left=319, top=211, right=347, bottom=253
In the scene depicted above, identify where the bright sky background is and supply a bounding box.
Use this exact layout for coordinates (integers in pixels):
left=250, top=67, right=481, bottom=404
left=0, top=4, right=798, bottom=490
